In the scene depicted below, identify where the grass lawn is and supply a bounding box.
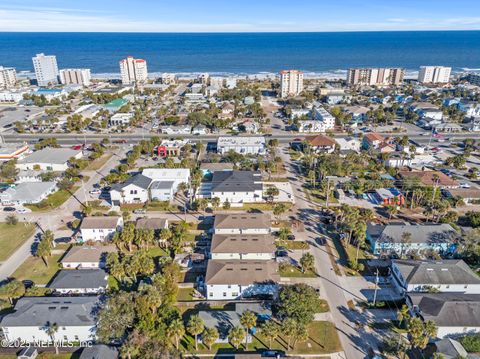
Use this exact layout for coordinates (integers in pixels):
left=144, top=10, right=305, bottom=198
left=279, top=263, right=317, bottom=278
left=229, top=202, right=293, bottom=212
left=25, top=186, right=79, bottom=211
left=146, top=246, right=169, bottom=258
left=0, top=222, right=36, bottom=262
left=275, top=240, right=309, bottom=250
left=12, top=253, right=63, bottom=284
left=146, top=201, right=179, bottom=212
left=180, top=321, right=341, bottom=355
left=85, top=153, right=112, bottom=171
left=177, top=287, right=195, bottom=301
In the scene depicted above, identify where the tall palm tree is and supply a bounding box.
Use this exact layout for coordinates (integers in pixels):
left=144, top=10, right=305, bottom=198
left=240, top=311, right=257, bottom=350
left=260, top=320, right=279, bottom=349
left=228, top=326, right=245, bottom=350
left=187, top=315, right=204, bottom=351
left=396, top=304, right=410, bottom=329
left=167, top=319, right=185, bottom=350
left=43, top=321, right=59, bottom=354
left=202, top=327, right=219, bottom=351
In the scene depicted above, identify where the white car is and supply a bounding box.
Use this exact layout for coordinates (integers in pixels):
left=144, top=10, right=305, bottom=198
left=89, top=189, right=101, bottom=195
left=460, top=183, right=471, bottom=188
left=17, top=208, right=28, bottom=214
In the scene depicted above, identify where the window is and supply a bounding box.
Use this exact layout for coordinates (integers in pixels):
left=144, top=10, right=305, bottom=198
left=63, top=335, right=68, bottom=340
left=223, top=292, right=227, bottom=297
left=228, top=285, right=231, bottom=289
left=74, top=335, right=79, bottom=341
left=232, top=292, right=238, bottom=297
left=209, top=292, right=213, bottom=297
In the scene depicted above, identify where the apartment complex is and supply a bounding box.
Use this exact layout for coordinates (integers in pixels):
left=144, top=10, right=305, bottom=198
left=32, top=53, right=59, bottom=86
left=0, top=66, right=17, bottom=89
left=418, top=66, right=451, bottom=84
left=280, top=70, right=304, bottom=98
left=119, top=56, right=148, bottom=85
left=347, top=67, right=405, bottom=86
left=59, top=68, right=92, bottom=86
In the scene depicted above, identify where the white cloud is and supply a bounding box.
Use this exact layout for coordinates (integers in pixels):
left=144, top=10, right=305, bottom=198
left=0, top=8, right=480, bottom=32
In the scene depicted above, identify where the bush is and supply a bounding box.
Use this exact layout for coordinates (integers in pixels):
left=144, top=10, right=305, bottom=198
left=459, top=334, right=480, bottom=353
left=5, top=214, right=18, bottom=225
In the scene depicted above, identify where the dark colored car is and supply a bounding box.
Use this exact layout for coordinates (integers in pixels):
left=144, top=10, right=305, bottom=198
left=287, top=234, right=296, bottom=241
left=3, top=207, right=15, bottom=212
left=262, top=350, right=286, bottom=357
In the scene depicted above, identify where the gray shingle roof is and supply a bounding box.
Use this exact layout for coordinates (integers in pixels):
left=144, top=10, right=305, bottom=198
left=211, top=170, right=262, bottom=193
left=0, top=296, right=98, bottom=327
left=61, top=245, right=117, bottom=264
left=79, top=345, right=118, bottom=359
left=80, top=216, right=121, bottom=230
left=214, top=213, right=271, bottom=230
left=48, top=269, right=108, bottom=290
left=394, top=259, right=480, bottom=286
left=409, top=293, right=480, bottom=327
left=111, top=173, right=152, bottom=191
left=435, top=338, right=468, bottom=359
left=368, top=223, right=457, bottom=244
left=150, top=180, right=175, bottom=190
left=135, top=218, right=168, bottom=230
left=1, top=181, right=56, bottom=202
left=17, top=148, right=81, bottom=165
left=205, top=260, right=279, bottom=285
left=211, top=234, right=275, bottom=254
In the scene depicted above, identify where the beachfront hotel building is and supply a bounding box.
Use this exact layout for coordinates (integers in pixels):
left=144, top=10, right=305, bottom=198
left=0, top=66, right=17, bottom=89
left=279, top=70, right=304, bottom=98
left=119, top=56, right=148, bottom=85
left=418, top=66, right=451, bottom=84
left=347, top=68, right=405, bottom=86
left=59, top=68, right=92, bottom=86
left=32, top=53, right=59, bottom=87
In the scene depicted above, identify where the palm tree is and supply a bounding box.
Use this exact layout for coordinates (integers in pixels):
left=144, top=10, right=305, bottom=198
left=167, top=318, right=185, bottom=350
left=278, top=226, right=291, bottom=241
left=385, top=204, right=398, bottom=219
left=292, top=324, right=309, bottom=349
left=36, top=237, right=52, bottom=267
left=240, top=311, right=257, bottom=350
left=260, top=320, right=279, bottom=349
left=43, top=321, right=59, bottom=354
left=299, top=253, right=315, bottom=273
left=202, top=327, right=219, bottom=351
left=228, top=326, right=246, bottom=350
left=400, top=232, right=412, bottom=259
left=0, top=279, right=25, bottom=304
left=187, top=315, right=204, bottom=351
left=281, top=318, right=297, bottom=350
left=397, top=304, right=410, bottom=329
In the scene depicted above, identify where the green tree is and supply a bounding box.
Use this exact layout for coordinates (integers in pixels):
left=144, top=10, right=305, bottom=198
left=240, top=310, right=257, bottom=350
left=291, top=323, right=309, bottom=349
left=276, top=284, right=322, bottom=326
left=396, top=304, right=410, bottom=329
left=281, top=318, right=297, bottom=350
left=167, top=318, right=185, bottom=350
left=0, top=279, right=25, bottom=304
left=187, top=315, right=204, bottom=351
left=223, top=200, right=231, bottom=210
left=228, top=326, right=246, bottom=349
left=299, top=253, right=315, bottom=273
left=278, top=226, right=291, bottom=241
left=260, top=320, right=279, bottom=349
left=43, top=321, right=59, bottom=354
left=273, top=203, right=288, bottom=221
left=36, top=233, right=53, bottom=267
left=202, top=327, right=219, bottom=350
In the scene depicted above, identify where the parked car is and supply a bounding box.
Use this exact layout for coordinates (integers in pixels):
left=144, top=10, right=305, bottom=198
left=133, top=209, right=146, bottom=214
left=276, top=248, right=288, bottom=257
left=3, top=207, right=15, bottom=212
left=89, top=189, right=101, bottom=195
left=287, top=234, right=296, bottom=241
left=17, top=208, right=28, bottom=214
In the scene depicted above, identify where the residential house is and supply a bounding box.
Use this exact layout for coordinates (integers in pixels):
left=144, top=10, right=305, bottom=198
left=239, top=120, right=259, bottom=134
left=384, top=152, right=438, bottom=169
left=213, top=213, right=271, bottom=235
left=305, top=134, right=336, bottom=153
left=0, top=182, right=57, bottom=206
left=205, top=260, right=279, bottom=300
left=156, top=139, right=189, bottom=157
left=80, top=217, right=124, bottom=242
left=48, top=269, right=108, bottom=294
left=109, top=174, right=152, bottom=205
left=398, top=170, right=459, bottom=189
left=362, top=132, right=385, bottom=150
left=142, top=168, right=190, bottom=192
left=161, top=125, right=191, bottom=135
left=442, top=187, right=480, bottom=204
left=434, top=338, right=469, bottom=359
left=0, top=296, right=98, bottom=343
left=458, top=100, right=480, bottom=117
left=373, top=188, right=405, bottom=206
left=366, top=222, right=458, bottom=256
left=192, top=124, right=209, bottom=135
left=200, top=163, right=234, bottom=179
left=135, top=217, right=168, bottom=231
left=217, top=136, right=266, bottom=155
left=16, top=148, right=82, bottom=172
left=290, top=107, right=310, bottom=119
left=378, top=142, right=396, bottom=154
left=108, top=113, right=133, bottom=127
left=61, top=245, right=117, bottom=269
left=408, top=293, right=480, bottom=338
left=210, top=234, right=276, bottom=260
left=209, top=170, right=263, bottom=205
left=78, top=345, right=118, bottom=359
left=411, top=102, right=443, bottom=121
left=198, top=310, right=251, bottom=344
left=298, top=107, right=335, bottom=133
left=391, top=260, right=480, bottom=296
left=218, top=103, right=235, bottom=120
left=335, top=137, right=361, bottom=152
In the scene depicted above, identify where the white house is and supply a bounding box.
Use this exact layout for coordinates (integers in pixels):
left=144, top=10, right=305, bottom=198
left=141, top=168, right=190, bottom=191
left=408, top=293, right=480, bottom=338
left=391, top=260, right=480, bottom=296
left=0, top=182, right=57, bottom=206
left=80, top=217, right=123, bottom=242
left=161, top=125, right=191, bottom=135
left=61, top=245, right=117, bottom=269
left=0, top=296, right=98, bottom=343
left=210, top=234, right=276, bottom=260
left=217, top=136, right=266, bottom=155
left=109, top=174, right=152, bottom=205
left=335, top=137, right=361, bottom=152
left=210, top=171, right=263, bottom=205
left=109, top=112, right=134, bottom=126
left=47, top=269, right=108, bottom=294
left=213, top=213, right=271, bottom=235
left=298, top=107, right=335, bottom=133
left=205, top=260, right=280, bottom=300
left=16, top=148, right=82, bottom=172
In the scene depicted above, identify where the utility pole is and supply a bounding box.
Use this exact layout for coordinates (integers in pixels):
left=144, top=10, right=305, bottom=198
left=372, top=268, right=379, bottom=306
left=325, top=179, right=331, bottom=208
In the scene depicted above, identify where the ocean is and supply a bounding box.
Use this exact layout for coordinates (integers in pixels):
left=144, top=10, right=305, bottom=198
left=0, top=31, right=479, bottom=77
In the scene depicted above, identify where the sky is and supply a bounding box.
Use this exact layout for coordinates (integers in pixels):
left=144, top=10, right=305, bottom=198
left=0, top=0, right=480, bottom=32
